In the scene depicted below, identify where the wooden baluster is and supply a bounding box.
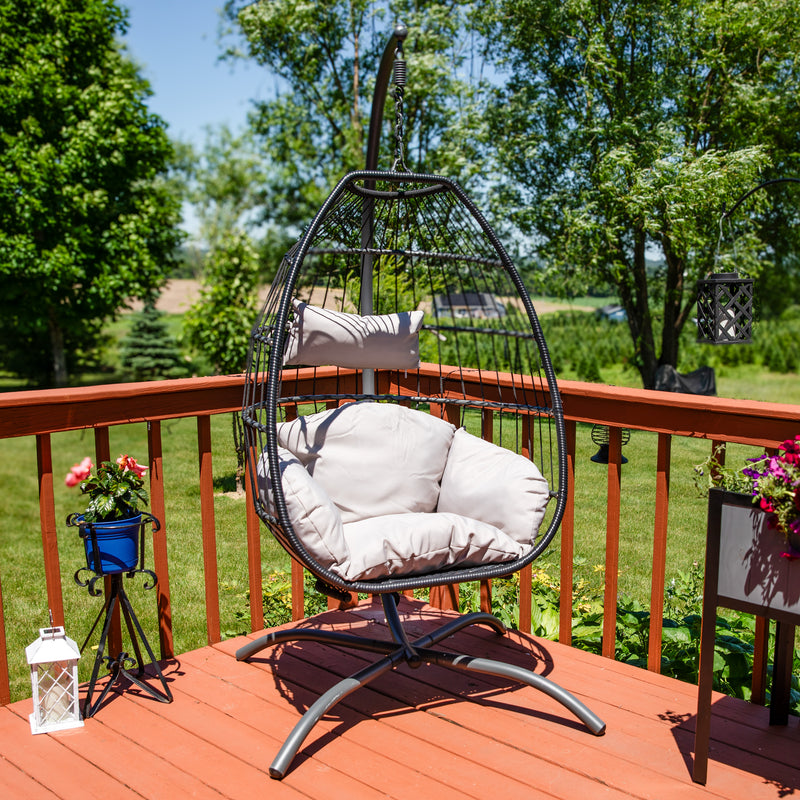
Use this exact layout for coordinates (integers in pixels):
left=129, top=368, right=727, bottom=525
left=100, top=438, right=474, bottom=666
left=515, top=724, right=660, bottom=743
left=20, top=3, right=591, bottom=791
left=148, top=421, right=174, bottom=658
left=291, top=558, right=305, bottom=621
left=479, top=409, right=494, bottom=614
left=244, top=442, right=264, bottom=632
left=602, top=426, right=622, bottom=659
left=517, top=414, right=533, bottom=633
left=0, top=570, right=9, bottom=705
left=197, top=415, right=220, bottom=644
left=751, top=616, right=770, bottom=706
left=648, top=433, right=671, bottom=672
left=560, top=420, right=577, bottom=646
left=428, top=403, right=461, bottom=612
left=36, top=434, right=64, bottom=627
left=751, top=444, right=777, bottom=703
left=93, top=428, right=123, bottom=657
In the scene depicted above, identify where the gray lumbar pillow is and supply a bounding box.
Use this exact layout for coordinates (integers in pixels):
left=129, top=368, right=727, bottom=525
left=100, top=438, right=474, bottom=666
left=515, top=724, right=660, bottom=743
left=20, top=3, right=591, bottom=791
left=283, top=299, right=424, bottom=369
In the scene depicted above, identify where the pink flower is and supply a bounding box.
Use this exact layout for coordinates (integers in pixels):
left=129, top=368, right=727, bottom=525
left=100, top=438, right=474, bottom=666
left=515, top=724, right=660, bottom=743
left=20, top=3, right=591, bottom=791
left=65, top=457, right=93, bottom=487
left=768, top=456, right=788, bottom=480
left=116, top=454, right=147, bottom=477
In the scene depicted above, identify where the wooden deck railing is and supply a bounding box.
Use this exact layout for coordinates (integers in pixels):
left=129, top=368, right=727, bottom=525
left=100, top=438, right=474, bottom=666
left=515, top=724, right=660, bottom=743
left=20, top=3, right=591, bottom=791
left=0, top=368, right=798, bottom=705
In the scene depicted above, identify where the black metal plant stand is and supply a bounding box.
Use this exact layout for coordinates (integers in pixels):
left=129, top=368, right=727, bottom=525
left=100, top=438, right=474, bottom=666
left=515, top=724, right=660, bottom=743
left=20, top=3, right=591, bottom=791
left=72, top=513, right=172, bottom=717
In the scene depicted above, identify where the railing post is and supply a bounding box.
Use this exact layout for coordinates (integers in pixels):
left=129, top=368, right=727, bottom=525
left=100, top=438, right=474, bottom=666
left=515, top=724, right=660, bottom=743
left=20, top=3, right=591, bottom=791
left=602, top=426, right=622, bottom=659
left=36, top=433, right=64, bottom=627
left=197, top=415, right=221, bottom=644
left=648, top=432, right=671, bottom=672
left=148, top=421, right=174, bottom=658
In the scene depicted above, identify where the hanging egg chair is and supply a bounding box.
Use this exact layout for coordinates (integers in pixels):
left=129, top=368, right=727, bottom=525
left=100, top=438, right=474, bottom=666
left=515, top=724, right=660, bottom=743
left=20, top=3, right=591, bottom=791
left=238, top=24, right=605, bottom=779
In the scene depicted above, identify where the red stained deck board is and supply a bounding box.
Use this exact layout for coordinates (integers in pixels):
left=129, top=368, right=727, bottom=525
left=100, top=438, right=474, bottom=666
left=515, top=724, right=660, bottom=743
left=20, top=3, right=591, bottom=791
left=145, top=651, right=469, bottom=800
left=206, top=640, right=630, bottom=800
left=0, top=748, right=63, bottom=800
left=223, top=599, right=800, bottom=799
left=1, top=599, right=798, bottom=799
left=0, top=706, right=140, bottom=798
left=5, top=700, right=226, bottom=800
left=185, top=646, right=572, bottom=800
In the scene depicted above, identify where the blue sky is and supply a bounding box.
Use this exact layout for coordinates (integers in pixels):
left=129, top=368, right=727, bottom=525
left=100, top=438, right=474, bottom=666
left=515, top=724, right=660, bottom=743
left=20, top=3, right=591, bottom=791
left=121, top=0, right=269, bottom=148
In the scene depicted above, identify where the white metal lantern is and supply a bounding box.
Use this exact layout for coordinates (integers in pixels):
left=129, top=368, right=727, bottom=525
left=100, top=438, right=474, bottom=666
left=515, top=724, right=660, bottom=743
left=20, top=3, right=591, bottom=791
left=25, top=626, right=83, bottom=734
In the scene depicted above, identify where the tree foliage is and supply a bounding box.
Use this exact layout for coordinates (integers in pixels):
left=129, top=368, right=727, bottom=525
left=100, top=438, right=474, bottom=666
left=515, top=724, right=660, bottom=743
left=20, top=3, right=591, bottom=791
left=183, top=230, right=260, bottom=376
left=223, top=0, right=489, bottom=229
left=120, top=300, right=190, bottom=382
left=0, top=0, right=183, bottom=386
left=486, top=0, right=800, bottom=387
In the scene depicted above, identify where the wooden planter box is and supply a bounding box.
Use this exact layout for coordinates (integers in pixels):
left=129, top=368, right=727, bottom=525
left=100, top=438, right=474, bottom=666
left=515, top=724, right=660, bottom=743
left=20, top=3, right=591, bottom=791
left=694, top=488, right=800, bottom=784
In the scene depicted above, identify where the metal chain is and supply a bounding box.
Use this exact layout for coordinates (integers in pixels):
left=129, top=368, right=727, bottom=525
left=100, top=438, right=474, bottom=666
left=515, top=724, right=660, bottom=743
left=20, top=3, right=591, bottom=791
left=391, top=45, right=409, bottom=172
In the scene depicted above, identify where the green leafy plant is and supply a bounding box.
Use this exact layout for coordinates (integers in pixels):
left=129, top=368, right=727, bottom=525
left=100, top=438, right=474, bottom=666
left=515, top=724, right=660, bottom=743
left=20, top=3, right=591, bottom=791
left=65, top=455, right=149, bottom=522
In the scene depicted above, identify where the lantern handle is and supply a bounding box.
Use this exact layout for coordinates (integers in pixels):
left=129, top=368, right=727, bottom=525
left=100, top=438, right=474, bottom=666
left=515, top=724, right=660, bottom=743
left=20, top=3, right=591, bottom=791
left=722, top=177, right=800, bottom=220
left=714, top=176, right=800, bottom=275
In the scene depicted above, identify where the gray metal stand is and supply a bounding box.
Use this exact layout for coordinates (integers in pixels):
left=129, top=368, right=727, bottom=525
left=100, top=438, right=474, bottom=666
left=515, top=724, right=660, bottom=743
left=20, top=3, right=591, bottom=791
left=236, top=594, right=606, bottom=779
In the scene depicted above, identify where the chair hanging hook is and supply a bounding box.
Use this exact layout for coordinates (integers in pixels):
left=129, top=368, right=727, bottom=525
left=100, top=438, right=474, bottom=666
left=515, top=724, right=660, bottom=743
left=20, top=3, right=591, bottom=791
left=391, top=43, right=409, bottom=172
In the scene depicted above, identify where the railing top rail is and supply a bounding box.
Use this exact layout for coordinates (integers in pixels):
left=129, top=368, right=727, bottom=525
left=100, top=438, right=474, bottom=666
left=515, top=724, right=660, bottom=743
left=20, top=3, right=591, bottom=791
left=0, top=374, right=247, bottom=438
left=1, top=367, right=797, bottom=448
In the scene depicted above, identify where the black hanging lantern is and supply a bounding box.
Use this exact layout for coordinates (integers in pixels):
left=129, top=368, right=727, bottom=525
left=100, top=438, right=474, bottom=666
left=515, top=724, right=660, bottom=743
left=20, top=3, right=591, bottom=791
left=696, top=272, right=754, bottom=345
left=697, top=177, right=800, bottom=345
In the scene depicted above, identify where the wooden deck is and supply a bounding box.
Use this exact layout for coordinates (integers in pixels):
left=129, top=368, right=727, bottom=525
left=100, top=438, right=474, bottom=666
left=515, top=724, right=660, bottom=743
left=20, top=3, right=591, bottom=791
left=1, top=598, right=797, bottom=799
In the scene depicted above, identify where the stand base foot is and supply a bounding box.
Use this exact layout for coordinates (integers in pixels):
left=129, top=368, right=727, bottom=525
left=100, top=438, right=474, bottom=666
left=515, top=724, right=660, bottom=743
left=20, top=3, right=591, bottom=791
left=238, top=595, right=606, bottom=779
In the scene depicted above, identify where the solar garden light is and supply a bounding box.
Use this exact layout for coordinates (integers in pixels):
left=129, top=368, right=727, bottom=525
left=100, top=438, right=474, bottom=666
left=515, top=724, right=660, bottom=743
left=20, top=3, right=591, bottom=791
left=26, top=623, right=83, bottom=734
left=697, top=178, right=800, bottom=345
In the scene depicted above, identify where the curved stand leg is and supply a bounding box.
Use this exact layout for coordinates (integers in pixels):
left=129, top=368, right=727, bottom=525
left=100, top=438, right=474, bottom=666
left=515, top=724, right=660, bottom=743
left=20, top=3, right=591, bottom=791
left=236, top=628, right=398, bottom=661
left=419, top=648, right=606, bottom=735
left=269, top=649, right=405, bottom=779
left=239, top=594, right=606, bottom=779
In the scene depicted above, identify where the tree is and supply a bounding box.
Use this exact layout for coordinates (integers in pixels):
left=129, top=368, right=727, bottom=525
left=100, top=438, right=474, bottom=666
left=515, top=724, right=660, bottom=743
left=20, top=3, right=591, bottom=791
left=183, top=230, right=260, bottom=376
left=183, top=229, right=260, bottom=494
left=223, top=0, right=489, bottom=229
left=120, top=300, right=190, bottom=382
left=0, top=0, right=183, bottom=387
left=485, top=0, right=800, bottom=387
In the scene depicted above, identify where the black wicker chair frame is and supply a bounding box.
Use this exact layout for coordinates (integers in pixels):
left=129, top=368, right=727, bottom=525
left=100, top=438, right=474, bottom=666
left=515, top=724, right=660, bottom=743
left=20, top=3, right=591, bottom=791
left=238, top=26, right=605, bottom=779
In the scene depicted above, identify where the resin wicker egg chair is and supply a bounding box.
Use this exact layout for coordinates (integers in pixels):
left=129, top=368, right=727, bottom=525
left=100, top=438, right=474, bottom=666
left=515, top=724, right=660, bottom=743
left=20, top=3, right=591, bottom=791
left=238, top=25, right=605, bottom=779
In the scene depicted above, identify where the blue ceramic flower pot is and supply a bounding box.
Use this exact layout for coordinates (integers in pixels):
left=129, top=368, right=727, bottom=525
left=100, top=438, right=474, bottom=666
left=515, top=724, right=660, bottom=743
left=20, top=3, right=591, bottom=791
left=79, top=514, right=142, bottom=574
